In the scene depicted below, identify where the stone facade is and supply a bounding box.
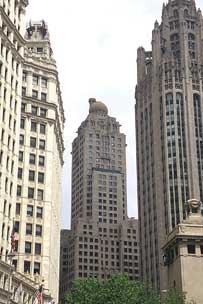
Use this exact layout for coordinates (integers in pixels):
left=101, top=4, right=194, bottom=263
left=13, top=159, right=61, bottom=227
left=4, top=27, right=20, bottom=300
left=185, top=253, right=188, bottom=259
left=59, top=99, right=139, bottom=301
left=12, top=21, right=65, bottom=302
left=0, top=0, right=28, bottom=262
left=163, top=199, right=203, bottom=304
left=135, top=0, right=203, bottom=291
left=0, top=260, right=52, bottom=304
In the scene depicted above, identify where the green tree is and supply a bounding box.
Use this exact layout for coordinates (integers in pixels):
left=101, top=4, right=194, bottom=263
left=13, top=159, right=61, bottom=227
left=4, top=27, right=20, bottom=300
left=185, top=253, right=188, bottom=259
left=65, top=274, right=194, bottom=304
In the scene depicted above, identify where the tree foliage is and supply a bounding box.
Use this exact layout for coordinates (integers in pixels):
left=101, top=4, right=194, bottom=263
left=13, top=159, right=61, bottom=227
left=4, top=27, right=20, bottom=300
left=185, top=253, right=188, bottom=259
left=65, top=274, right=194, bottom=304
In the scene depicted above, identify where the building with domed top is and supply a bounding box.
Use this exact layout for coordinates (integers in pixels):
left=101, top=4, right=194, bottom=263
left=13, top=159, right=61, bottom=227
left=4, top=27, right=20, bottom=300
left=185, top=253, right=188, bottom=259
left=59, top=98, right=139, bottom=300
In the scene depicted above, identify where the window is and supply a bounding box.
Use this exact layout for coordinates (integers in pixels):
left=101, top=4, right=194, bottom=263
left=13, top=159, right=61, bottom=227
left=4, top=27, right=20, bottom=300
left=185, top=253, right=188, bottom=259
left=15, top=203, right=21, bottom=215
left=31, top=121, right=37, bottom=132
left=39, top=139, right=45, bottom=150
left=200, top=245, right=203, bottom=255
left=30, top=137, right=36, bottom=148
left=40, top=108, right=47, bottom=117
left=32, top=90, right=38, bottom=98
left=29, top=154, right=36, bottom=165
left=17, top=185, right=22, bottom=196
left=36, top=225, right=42, bottom=236
left=40, top=124, right=46, bottom=134
left=25, top=242, right=31, bottom=253
left=29, top=170, right=35, bottom=182
left=19, top=134, right=24, bottom=145
left=41, top=92, right=47, bottom=101
left=20, top=118, right=25, bottom=129
left=33, top=75, right=39, bottom=86
left=22, top=71, right=27, bottom=82
left=26, top=223, right=32, bottom=235
left=39, top=156, right=45, bottom=167
left=34, top=262, right=40, bottom=274
left=22, top=87, right=26, bottom=96
left=18, top=168, right=22, bottom=179
left=41, top=78, right=47, bottom=88
left=14, top=221, right=19, bottom=233
left=188, top=244, right=196, bottom=254
left=38, top=172, right=44, bottom=183
left=36, top=207, right=43, bottom=218
left=24, top=261, right=30, bottom=273
left=37, top=189, right=43, bottom=201
left=35, top=243, right=41, bottom=255
left=28, top=187, right=34, bottom=199
left=31, top=106, right=38, bottom=115
left=27, top=205, right=33, bottom=217
left=21, top=103, right=26, bottom=112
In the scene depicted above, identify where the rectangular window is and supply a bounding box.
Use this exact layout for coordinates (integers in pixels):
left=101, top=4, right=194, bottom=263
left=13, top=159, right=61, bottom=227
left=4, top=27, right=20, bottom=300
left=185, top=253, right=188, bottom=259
left=32, top=75, right=39, bottom=86
left=21, top=103, right=26, bottom=112
left=41, top=78, right=47, bottom=88
left=18, top=168, right=22, bottom=179
left=28, top=187, right=34, bottom=199
left=17, top=185, right=22, bottom=196
left=38, top=172, right=44, bottom=184
left=39, top=156, right=45, bottom=167
left=37, top=189, right=44, bottom=201
left=27, top=205, right=33, bottom=217
left=188, top=244, right=196, bottom=254
left=19, top=134, right=24, bottom=145
left=200, top=245, right=203, bottom=255
left=36, top=207, right=43, bottom=218
left=22, top=87, right=26, bottom=96
left=32, top=90, right=38, bottom=99
left=31, top=121, right=37, bottom=132
left=29, top=170, right=35, bottom=182
left=39, top=139, right=45, bottom=150
left=22, top=71, right=27, bottom=82
left=25, top=242, right=31, bottom=253
left=19, top=151, right=23, bottom=162
left=15, top=203, right=21, bottom=215
left=24, top=261, right=30, bottom=273
left=14, top=221, right=19, bottom=233
left=30, top=137, right=36, bottom=148
left=26, top=223, right=32, bottom=235
left=31, top=106, right=38, bottom=115
left=40, top=108, right=47, bottom=118
left=36, top=225, right=42, bottom=236
left=34, top=262, right=40, bottom=274
left=35, top=243, right=41, bottom=255
left=20, top=118, right=25, bottom=129
left=29, top=154, right=36, bottom=165
left=40, top=124, right=46, bottom=134
left=41, top=92, right=47, bottom=102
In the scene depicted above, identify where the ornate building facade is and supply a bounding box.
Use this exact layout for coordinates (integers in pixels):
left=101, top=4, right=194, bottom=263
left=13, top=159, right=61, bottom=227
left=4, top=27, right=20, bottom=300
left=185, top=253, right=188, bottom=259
left=0, top=0, right=28, bottom=262
left=135, top=0, right=203, bottom=292
left=59, top=99, right=139, bottom=301
left=13, top=21, right=65, bottom=301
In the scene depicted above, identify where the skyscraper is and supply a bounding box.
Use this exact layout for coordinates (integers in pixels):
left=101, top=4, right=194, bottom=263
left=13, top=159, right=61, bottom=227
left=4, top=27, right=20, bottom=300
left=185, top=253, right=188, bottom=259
left=60, top=98, right=139, bottom=299
left=135, top=0, right=203, bottom=291
left=0, top=0, right=28, bottom=260
left=13, top=21, right=65, bottom=301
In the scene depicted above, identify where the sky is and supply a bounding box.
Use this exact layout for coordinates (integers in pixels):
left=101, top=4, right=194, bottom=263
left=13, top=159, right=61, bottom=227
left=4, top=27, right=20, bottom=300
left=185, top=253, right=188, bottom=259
left=26, top=0, right=202, bottom=228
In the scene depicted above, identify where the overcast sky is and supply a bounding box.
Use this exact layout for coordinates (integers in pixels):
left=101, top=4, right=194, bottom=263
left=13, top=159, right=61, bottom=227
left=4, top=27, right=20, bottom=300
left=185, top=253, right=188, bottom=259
left=26, top=0, right=202, bottom=228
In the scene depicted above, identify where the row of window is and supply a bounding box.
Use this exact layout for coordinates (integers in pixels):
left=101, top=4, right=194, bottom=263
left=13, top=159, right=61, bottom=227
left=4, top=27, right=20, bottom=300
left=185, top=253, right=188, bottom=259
left=22, top=73, right=47, bottom=87
left=17, top=186, right=44, bottom=200
left=21, top=119, right=46, bottom=134
left=16, top=203, right=43, bottom=218
left=18, top=168, right=45, bottom=183
left=22, top=87, right=47, bottom=102
left=21, top=104, right=47, bottom=118
left=19, top=152, right=45, bottom=166
left=19, top=135, right=46, bottom=150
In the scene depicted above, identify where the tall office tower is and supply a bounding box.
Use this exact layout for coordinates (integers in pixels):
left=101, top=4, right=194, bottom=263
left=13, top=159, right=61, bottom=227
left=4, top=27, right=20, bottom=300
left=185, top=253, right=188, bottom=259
left=13, top=21, right=65, bottom=301
left=135, top=0, right=203, bottom=291
left=0, top=0, right=28, bottom=259
left=62, top=98, right=139, bottom=297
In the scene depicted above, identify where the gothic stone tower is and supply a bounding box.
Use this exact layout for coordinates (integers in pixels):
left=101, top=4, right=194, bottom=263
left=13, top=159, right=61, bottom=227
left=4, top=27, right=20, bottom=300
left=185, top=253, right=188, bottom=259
left=135, top=0, right=203, bottom=291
